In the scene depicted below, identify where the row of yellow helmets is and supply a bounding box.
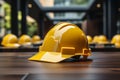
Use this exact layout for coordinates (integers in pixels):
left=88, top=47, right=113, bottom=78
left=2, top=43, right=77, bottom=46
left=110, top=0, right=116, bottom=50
left=87, top=34, right=120, bottom=48
left=1, top=34, right=41, bottom=48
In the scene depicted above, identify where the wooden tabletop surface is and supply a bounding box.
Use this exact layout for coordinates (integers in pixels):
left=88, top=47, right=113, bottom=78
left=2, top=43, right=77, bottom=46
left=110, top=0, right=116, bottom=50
left=0, top=51, right=120, bottom=80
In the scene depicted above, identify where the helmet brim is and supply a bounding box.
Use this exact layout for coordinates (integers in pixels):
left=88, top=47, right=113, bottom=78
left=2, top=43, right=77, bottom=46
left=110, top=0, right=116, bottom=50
left=4, top=43, right=20, bottom=48
left=28, top=51, right=75, bottom=63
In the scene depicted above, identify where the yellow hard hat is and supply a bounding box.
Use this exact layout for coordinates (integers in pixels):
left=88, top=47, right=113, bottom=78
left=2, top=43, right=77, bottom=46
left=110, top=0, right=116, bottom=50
left=92, top=35, right=99, bottom=43
left=32, top=35, right=41, bottom=44
left=111, top=34, right=120, bottom=43
left=87, top=35, right=92, bottom=44
left=29, top=22, right=91, bottom=63
left=1, top=34, right=20, bottom=48
left=98, top=35, right=108, bottom=44
left=111, top=34, right=120, bottom=48
left=18, top=34, right=31, bottom=45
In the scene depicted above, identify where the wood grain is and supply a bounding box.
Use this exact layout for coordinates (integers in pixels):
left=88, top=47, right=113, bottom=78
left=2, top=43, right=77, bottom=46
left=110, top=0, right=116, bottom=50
left=0, top=52, right=120, bottom=80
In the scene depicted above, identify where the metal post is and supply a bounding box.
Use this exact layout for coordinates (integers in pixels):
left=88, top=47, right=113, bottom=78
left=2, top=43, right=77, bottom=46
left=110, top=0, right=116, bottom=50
left=103, top=0, right=117, bottom=40
left=21, top=0, right=28, bottom=35
left=107, top=0, right=117, bottom=39
left=37, top=14, right=45, bottom=39
left=11, top=0, right=19, bottom=36
left=103, top=0, right=108, bottom=37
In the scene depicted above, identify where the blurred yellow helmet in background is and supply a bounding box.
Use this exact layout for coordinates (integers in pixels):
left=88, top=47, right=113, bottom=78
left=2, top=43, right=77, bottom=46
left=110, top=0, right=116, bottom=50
left=97, top=35, right=108, bottom=44
left=29, top=22, right=91, bottom=63
left=111, top=34, right=120, bottom=43
left=111, top=34, right=120, bottom=48
left=32, top=35, right=41, bottom=44
left=87, top=35, right=92, bottom=44
left=92, top=35, right=99, bottom=43
left=1, top=34, right=20, bottom=48
left=18, top=34, right=31, bottom=45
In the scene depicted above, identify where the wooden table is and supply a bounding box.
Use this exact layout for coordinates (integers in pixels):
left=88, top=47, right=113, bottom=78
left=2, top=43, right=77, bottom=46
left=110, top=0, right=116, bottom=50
left=0, top=51, right=120, bottom=80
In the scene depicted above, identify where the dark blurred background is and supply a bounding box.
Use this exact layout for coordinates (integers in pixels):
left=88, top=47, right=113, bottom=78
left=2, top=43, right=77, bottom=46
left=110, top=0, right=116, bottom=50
left=0, top=0, right=119, bottom=40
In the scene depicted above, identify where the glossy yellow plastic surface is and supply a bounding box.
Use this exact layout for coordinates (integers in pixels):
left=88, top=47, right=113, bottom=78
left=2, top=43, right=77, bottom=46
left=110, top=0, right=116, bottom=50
left=98, top=35, right=108, bottom=44
left=1, top=34, right=20, bottom=48
left=4, top=43, right=20, bottom=48
left=92, top=36, right=99, bottom=43
left=111, top=34, right=120, bottom=43
left=29, top=22, right=91, bottom=63
left=93, top=35, right=108, bottom=44
left=32, top=35, right=41, bottom=43
left=87, top=35, right=92, bottom=44
left=111, top=34, right=120, bottom=48
left=18, top=34, right=31, bottom=45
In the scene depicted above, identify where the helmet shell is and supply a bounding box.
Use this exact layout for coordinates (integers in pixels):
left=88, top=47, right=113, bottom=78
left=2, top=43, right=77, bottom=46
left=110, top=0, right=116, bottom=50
left=32, top=35, right=41, bottom=43
left=1, top=34, right=20, bottom=48
left=29, top=22, right=91, bottom=63
left=18, top=34, right=31, bottom=45
left=111, top=34, right=120, bottom=48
